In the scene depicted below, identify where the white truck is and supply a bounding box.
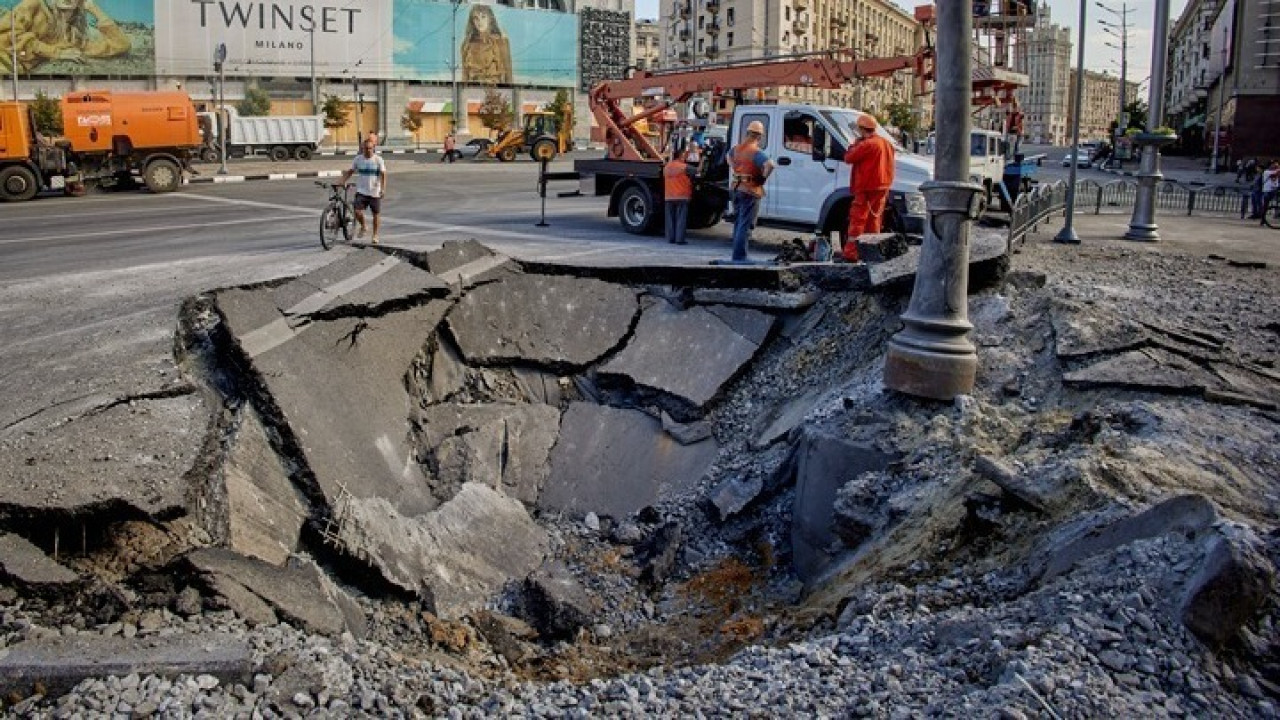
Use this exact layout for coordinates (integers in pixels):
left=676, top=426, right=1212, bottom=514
left=197, top=107, right=327, bottom=162
left=576, top=103, right=931, bottom=238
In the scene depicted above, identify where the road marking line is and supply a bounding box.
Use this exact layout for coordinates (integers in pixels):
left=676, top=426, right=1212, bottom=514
left=239, top=256, right=402, bottom=357
left=0, top=215, right=309, bottom=245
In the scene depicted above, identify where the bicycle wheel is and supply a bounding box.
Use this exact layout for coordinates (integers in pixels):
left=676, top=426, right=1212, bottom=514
left=320, top=203, right=344, bottom=250
left=1265, top=197, right=1280, bottom=230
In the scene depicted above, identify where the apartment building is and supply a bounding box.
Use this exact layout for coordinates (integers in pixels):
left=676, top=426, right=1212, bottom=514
left=636, top=19, right=662, bottom=71
left=1166, top=0, right=1280, bottom=161
left=1067, top=70, right=1140, bottom=144
left=1015, top=13, right=1072, bottom=145
left=657, top=0, right=924, bottom=116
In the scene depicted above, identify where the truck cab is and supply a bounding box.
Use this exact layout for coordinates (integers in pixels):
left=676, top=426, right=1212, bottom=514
left=727, top=104, right=929, bottom=237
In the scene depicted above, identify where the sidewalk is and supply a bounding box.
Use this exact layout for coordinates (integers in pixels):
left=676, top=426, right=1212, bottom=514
left=1027, top=210, right=1278, bottom=267
left=1096, top=153, right=1250, bottom=189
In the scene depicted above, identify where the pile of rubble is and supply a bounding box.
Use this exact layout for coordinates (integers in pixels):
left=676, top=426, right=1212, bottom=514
left=1, top=235, right=1277, bottom=716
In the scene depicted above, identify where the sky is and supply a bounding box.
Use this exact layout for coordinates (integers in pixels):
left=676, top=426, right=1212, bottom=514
left=632, top=0, right=1190, bottom=92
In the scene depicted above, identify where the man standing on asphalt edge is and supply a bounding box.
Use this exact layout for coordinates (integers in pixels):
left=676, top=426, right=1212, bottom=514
left=729, top=120, right=773, bottom=262
left=340, top=136, right=388, bottom=245
left=663, top=142, right=697, bottom=245
left=842, top=114, right=895, bottom=263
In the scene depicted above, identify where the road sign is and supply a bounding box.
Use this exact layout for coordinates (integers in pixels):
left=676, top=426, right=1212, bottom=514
left=214, top=43, right=227, bottom=70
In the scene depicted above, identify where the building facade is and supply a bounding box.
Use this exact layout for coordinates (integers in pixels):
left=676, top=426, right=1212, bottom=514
left=0, top=0, right=636, bottom=146
left=1165, top=0, right=1280, bottom=162
left=635, top=18, right=661, bottom=71
left=657, top=0, right=924, bottom=118
left=1067, top=70, right=1139, bottom=144
left=1015, top=12, right=1071, bottom=145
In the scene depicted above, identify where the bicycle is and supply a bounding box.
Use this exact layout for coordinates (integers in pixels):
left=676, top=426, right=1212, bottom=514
left=1262, top=193, right=1280, bottom=230
left=317, top=182, right=355, bottom=250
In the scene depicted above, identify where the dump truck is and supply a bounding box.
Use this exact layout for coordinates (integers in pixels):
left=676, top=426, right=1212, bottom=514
left=0, top=90, right=200, bottom=202
left=197, top=107, right=327, bottom=162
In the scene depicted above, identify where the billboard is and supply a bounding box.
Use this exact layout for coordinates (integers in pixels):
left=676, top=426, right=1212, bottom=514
left=0, top=0, right=154, bottom=76
left=155, top=0, right=394, bottom=78
left=393, top=0, right=577, bottom=88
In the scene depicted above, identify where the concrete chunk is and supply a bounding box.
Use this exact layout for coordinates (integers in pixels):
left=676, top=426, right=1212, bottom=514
left=705, top=304, right=777, bottom=346
left=523, top=562, right=596, bottom=641
left=0, top=533, right=78, bottom=588
left=0, top=633, right=251, bottom=700
left=223, top=408, right=308, bottom=566
left=1181, top=527, right=1276, bottom=649
left=600, top=301, right=764, bottom=410
left=338, top=484, right=549, bottom=619
left=426, top=240, right=518, bottom=289
left=447, top=274, right=637, bottom=370
left=419, top=403, right=561, bottom=506
left=540, top=403, right=718, bottom=518
left=188, top=549, right=351, bottom=637
left=1064, top=348, right=1215, bottom=394
left=1050, top=299, right=1149, bottom=359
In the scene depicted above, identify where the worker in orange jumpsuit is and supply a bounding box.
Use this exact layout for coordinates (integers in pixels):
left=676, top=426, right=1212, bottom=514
left=663, top=142, right=696, bottom=245
left=842, top=114, right=896, bottom=263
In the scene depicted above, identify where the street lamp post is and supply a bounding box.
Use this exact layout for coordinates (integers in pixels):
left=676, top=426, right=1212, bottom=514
left=214, top=43, right=228, bottom=176
left=1054, top=0, right=1088, bottom=245
left=1125, top=0, right=1172, bottom=241
left=882, top=0, right=981, bottom=400
left=1209, top=25, right=1228, bottom=174
left=451, top=0, right=464, bottom=134
left=1097, top=2, right=1132, bottom=168
left=310, top=23, right=317, bottom=111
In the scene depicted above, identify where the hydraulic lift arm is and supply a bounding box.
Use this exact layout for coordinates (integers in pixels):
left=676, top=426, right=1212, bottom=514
left=589, top=49, right=934, bottom=162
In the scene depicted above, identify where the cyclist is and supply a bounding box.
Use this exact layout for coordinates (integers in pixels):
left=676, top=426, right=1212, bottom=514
left=339, top=136, right=388, bottom=244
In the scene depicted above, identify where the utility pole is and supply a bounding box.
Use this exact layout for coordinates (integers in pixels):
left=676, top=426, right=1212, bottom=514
left=1210, top=24, right=1228, bottom=174
left=1054, top=0, right=1088, bottom=245
left=1125, top=0, right=1172, bottom=241
left=310, top=22, right=317, bottom=111
left=215, top=43, right=228, bottom=176
left=451, top=0, right=463, bottom=134
left=353, top=72, right=363, bottom=145
left=883, top=1, right=980, bottom=401
left=1097, top=2, right=1132, bottom=168
left=10, top=14, right=18, bottom=100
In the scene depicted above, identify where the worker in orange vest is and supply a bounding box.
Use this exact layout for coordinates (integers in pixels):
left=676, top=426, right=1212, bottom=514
left=663, top=141, right=698, bottom=245
left=842, top=113, right=896, bottom=263
left=729, top=120, right=774, bottom=261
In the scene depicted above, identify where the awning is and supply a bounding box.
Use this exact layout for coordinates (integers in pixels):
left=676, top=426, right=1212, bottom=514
left=1182, top=114, right=1205, bottom=129
left=407, top=98, right=449, bottom=113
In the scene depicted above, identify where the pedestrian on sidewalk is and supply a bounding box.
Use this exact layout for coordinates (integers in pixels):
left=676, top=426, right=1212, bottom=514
left=441, top=133, right=457, bottom=163
left=1260, top=161, right=1280, bottom=225
left=1248, top=166, right=1266, bottom=219
left=728, top=121, right=773, bottom=262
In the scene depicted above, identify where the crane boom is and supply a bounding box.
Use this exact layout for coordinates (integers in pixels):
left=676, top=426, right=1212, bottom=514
left=589, top=49, right=934, bottom=162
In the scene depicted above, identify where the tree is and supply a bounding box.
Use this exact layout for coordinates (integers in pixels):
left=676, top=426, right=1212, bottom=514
left=237, top=87, right=271, bottom=116
left=1123, top=99, right=1148, bottom=131
left=477, top=88, right=513, bottom=137
left=884, top=102, right=919, bottom=136
left=321, top=94, right=349, bottom=130
left=542, top=88, right=571, bottom=125
left=30, top=90, right=62, bottom=137
left=400, top=108, right=423, bottom=149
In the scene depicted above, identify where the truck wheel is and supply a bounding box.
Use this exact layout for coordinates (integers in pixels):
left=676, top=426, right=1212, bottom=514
left=0, top=166, right=39, bottom=202
left=497, top=146, right=517, bottom=162
left=294, top=146, right=314, bottom=161
left=531, top=139, right=557, bottom=163
left=270, top=146, right=290, bottom=162
left=617, top=183, right=659, bottom=235
left=143, top=159, right=181, bottom=193
left=200, top=146, right=219, bottom=163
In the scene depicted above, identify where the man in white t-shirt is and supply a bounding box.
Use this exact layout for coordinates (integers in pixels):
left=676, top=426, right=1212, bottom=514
left=340, top=136, right=388, bottom=244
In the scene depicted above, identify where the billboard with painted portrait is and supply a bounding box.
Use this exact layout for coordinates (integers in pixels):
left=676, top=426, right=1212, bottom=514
left=0, top=0, right=154, bottom=77
left=393, top=0, right=577, bottom=88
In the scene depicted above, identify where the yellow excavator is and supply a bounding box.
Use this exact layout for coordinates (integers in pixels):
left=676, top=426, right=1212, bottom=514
left=487, top=106, right=574, bottom=162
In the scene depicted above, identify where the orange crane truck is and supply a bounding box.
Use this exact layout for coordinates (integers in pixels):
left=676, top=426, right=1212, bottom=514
left=0, top=90, right=201, bottom=202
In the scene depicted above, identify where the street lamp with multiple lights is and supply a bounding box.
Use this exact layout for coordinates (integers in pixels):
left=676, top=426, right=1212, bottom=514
left=1054, top=0, right=1088, bottom=245
left=1097, top=1, right=1132, bottom=168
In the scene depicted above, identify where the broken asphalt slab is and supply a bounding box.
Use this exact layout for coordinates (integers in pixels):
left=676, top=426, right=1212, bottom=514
left=418, top=403, right=561, bottom=507
left=600, top=300, right=772, bottom=411
left=540, top=403, right=719, bottom=518
left=445, top=274, right=639, bottom=370
left=0, top=533, right=78, bottom=589
left=0, top=632, right=251, bottom=700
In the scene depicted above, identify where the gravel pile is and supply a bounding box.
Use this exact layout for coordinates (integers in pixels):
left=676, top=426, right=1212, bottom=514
left=5, top=233, right=1279, bottom=717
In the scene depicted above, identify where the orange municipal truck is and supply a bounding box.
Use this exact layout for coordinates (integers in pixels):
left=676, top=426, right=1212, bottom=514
left=0, top=90, right=201, bottom=202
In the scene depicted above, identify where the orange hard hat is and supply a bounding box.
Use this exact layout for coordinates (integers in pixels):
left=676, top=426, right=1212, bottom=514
left=746, top=120, right=765, bottom=135
left=855, top=114, right=878, bottom=131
